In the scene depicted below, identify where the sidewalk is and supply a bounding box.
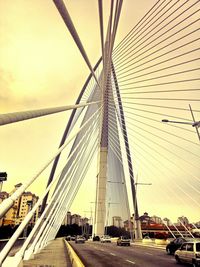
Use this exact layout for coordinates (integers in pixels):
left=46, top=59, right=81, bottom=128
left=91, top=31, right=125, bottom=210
left=23, top=238, right=72, bottom=267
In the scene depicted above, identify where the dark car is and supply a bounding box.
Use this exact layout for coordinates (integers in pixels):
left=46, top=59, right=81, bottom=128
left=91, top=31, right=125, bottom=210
left=93, top=235, right=100, bottom=241
left=65, top=235, right=71, bottom=241
left=166, top=237, right=187, bottom=254
left=117, top=236, right=130, bottom=246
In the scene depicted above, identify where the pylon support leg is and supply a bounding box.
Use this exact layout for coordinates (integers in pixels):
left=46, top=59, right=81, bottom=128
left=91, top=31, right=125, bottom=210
left=2, top=256, right=23, bottom=267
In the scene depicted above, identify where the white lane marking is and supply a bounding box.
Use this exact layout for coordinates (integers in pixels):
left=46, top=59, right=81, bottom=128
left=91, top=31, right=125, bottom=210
left=145, top=252, right=153, bottom=255
left=126, top=259, right=135, bottom=265
left=101, top=249, right=105, bottom=251
left=110, top=253, right=116, bottom=256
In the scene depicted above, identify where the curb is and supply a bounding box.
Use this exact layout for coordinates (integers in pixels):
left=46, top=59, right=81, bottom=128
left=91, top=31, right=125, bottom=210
left=64, top=240, right=85, bottom=267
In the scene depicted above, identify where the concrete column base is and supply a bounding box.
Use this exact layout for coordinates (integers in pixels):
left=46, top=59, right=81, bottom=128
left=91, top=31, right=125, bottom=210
left=23, top=248, right=35, bottom=260
left=134, top=220, right=142, bottom=240
left=33, top=243, right=41, bottom=254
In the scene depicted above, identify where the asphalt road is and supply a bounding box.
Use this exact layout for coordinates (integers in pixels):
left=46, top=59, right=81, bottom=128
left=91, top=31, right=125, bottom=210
left=69, top=241, right=179, bottom=267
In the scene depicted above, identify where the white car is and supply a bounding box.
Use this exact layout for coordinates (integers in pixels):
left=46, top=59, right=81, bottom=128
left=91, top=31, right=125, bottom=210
left=100, top=235, right=111, bottom=243
left=174, top=241, right=200, bottom=267
left=75, top=235, right=86, bottom=244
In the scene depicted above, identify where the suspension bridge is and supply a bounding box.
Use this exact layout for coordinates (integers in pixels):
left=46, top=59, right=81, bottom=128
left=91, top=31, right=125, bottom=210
left=0, top=0, right=199, bottom=266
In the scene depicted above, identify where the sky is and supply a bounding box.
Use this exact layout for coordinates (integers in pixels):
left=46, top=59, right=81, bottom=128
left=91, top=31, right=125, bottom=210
left=0, top=0, right=199, bottom=224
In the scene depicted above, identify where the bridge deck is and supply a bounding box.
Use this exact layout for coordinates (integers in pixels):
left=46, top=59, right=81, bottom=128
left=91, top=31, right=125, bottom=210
left=23, top=238, right=72, bottom=267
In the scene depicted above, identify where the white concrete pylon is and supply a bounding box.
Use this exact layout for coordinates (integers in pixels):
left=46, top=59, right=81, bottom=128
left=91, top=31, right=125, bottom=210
left=94, top=147, right=108, bottom=236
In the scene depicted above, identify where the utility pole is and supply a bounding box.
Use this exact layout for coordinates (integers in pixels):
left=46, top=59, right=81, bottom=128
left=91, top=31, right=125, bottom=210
left=23, top=200, right=33, bottom=238
left=83, top=210, right=93, bottom=237
left=105, top=201, right=119, bottom=235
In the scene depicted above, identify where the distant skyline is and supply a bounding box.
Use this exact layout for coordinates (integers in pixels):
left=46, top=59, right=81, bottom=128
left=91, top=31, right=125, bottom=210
left=0, top=1, right=199, bottom=224
left=1, top=186, right=198, bottom=226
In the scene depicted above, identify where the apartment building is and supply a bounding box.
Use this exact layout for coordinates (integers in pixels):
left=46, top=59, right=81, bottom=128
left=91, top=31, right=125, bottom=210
left=0, top=184, right=39, bottom=226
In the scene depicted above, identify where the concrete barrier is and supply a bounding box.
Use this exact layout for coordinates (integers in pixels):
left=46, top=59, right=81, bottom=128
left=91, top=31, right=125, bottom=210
left=64, top=240, right=85, bottom=267
left=155, top=239, right=169, bottom=245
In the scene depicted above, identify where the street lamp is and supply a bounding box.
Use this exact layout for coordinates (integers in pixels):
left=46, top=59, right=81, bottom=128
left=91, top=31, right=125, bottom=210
left=133, top=178, right=152, bottom=240
left=162, top=104, right=200, bottom=142
left=105, top=201, right=119, bottom=235
left=107, top=180, right=125, bottom=184
left=162, top=119, right=200, bottom=142
left=135, top=182, right=152, bottom=201
left=162, top=119, right=200, bottom=127
left=135, top=182, right=152, bottom=186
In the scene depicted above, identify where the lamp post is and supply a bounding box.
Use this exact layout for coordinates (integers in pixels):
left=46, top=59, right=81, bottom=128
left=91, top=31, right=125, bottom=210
left=134, top=180, right=152, bottom=240
left=83, top=210, right=94, bottom=237
left=105, top=201, right=119, bottom=235
left=162, top=119, right=200, bottom=128
left=162, top=104, right=200, bottom=142
left=135, top=182, right=152, bottom=198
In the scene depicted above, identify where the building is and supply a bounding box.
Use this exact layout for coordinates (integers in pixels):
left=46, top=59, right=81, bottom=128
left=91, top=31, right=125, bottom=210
left=0, top=190, right=18, bottom=226
left=163, top=217, right=171, bottom=226
left=0, top=184, right=39, bottom=226
left=112, top=216, right=123, bottom=228
left=71, top=214, right=81, bottom=225
left=196, top=221, right=200, bottom=228
left=62, top=212, right=89, bottom=227
left=150, top=215, right=162, bottom=224
left=0, top=192, right=10, bottom=226
left=66, top=211, right=72, bottom=225
left=14, top=191, right=39, bottom=225
left=178, top=216, right=189, bottom=226
left=0, top=191, right=9, bottom=200
left=139, top=212, right=152, bottom=225
left=63, top=211, right=72, bottom=225
left=80, top=217, right=89, bottom=226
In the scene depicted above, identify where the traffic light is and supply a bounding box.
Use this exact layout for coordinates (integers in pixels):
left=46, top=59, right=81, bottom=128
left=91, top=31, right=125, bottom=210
left=0, top=172, right=7, bottom=181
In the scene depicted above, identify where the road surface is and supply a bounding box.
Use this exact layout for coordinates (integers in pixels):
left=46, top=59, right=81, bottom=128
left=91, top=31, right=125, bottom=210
left=69, top=241, right=179, bottom=267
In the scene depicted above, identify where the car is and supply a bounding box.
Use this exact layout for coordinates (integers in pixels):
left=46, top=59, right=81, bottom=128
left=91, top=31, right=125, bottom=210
left=117, top=236, right=130, bottom=246
left=75, top=235, right=86, bottom=244
left=65, top=235, right=71, bottom=241
left=174, top=241, right=200, bottom=266
left=93, top=235, right=100, bottom=241
left=70, top=235, right=76, bottom=241
left=166, top=237, right=188, bottom=255
left=100, top=235, right=111, bottom=243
